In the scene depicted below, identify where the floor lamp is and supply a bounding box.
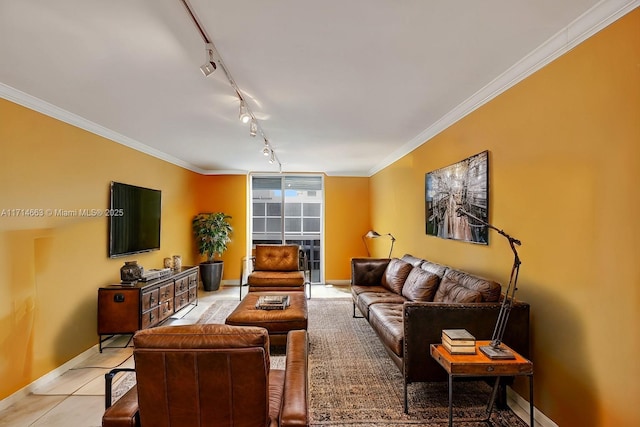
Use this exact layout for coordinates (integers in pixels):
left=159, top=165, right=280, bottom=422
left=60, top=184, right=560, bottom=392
left=456, top=208, right=522, bottom=359
left=362, top=230, right=396, bottom=258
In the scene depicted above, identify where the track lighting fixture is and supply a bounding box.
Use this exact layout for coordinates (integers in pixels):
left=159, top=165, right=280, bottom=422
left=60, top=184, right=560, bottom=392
left=239, top=101, right=251, bottom=124
left=182, top=0, right=283, bottom=171
left=200, top=43, right=217, bottom=76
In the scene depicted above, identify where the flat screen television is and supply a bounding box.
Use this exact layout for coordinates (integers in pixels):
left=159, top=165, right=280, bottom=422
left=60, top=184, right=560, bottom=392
left=108, top=182, right=161, bottom=258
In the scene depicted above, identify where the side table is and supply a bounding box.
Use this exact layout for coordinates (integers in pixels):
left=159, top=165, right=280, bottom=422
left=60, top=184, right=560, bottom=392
left=430, top=340, right=533, bottom=427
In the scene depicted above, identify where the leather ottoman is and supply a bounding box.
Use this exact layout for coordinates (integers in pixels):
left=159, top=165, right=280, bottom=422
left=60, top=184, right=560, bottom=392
left=225, top=292, right=308, bottom=346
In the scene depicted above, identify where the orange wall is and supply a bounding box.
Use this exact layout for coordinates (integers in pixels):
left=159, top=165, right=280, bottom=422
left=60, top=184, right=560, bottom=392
left=325, top=176, right=370, bottom=280
left=191, top=174, right=247, bottom=281
left=0, top=100, right=200, bottom=399
left=369, top=10, right=639, bottom=426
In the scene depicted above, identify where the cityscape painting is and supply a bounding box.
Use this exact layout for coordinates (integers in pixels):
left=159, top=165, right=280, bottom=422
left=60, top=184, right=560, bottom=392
left=425, top=151, right=489, bottom=244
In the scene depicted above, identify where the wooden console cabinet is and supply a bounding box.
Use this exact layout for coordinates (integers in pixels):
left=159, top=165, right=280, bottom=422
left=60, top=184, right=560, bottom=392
left=98, top=266, right=199, bottom=351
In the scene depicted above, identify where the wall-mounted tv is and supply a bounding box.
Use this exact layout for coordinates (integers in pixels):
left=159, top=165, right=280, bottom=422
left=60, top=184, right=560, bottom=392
left=108, top=182, right=161, bottom=258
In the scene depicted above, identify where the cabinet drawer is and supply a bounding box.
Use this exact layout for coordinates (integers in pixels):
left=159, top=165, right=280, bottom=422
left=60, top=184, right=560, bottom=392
left=188, top=287, right=197, bottom=302
left=175, top=276, right=189, bottom=293
left=142, top=307, right=159, bottom=329
left=188, top=273, right=198, bottom=288
left=159, top=283, right=174, bottom=301
left=158, top=298, right=174, bottom=322
left=174, top=291, right=189, bottom=312
left=141, top=289, right=159, bottom=312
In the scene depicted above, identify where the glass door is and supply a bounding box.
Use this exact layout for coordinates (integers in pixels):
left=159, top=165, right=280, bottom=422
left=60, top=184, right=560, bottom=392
left=251, top=175, right=323, bottom=283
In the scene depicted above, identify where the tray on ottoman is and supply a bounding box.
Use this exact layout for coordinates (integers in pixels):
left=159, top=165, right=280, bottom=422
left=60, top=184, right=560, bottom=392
left=225, top=292, right=308, bottom=346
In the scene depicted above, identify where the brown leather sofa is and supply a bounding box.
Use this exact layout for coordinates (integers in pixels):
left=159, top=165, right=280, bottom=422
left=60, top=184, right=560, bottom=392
left=351, top=254, right=530, bottom=413
left=102, top=324, right=309, bottom=427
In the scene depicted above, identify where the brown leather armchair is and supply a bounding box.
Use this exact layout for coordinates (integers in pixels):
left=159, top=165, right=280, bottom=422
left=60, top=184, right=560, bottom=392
left=241, top=244, right=310, bottom=300
left=102, top=324, right=309, bottom=427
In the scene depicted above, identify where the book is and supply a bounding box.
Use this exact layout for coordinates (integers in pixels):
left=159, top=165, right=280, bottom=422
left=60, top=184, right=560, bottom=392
left=441, top=333, right=475, bottom=347
left=255, top=294, right=290, bottom=310
left=442, top=329, right=476, bottom=342
left=259, top=295, right=288, bottom=304
left=442, top=340, right=476, bottom=355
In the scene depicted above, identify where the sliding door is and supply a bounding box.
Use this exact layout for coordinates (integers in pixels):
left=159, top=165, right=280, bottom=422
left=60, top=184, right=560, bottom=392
left=251, top=175, right=323, bottom=283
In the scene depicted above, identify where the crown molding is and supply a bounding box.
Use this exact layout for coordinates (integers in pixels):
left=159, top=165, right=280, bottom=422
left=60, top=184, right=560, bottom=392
left=2, top=0, right=637, bottom=178
left=369, top=0, right=639, bottom=176
left=0, top=82, right=209, bottom=175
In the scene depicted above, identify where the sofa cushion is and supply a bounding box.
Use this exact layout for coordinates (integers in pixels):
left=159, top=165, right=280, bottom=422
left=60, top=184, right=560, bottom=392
left=401, top=268, right=440, bottom=302
left=381, top=258, right=413, bottom=294
left=356, top=291, right=406, bottom=318
left=434, top=269, right=501, bottom=303
left=433, top=281, right=482, bottom=303
left=351, top=285, right=387, bottom=298
left=369, top=303, right=404, bottom=357
left=400, top=254, right=424, bottom=268
left=420, top=260, right=447, bottom=278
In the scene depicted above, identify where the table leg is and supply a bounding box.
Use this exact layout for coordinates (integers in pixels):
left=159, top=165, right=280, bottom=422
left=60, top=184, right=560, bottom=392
left=485, top=376, right=501, bottom=421
left=448, top=374, right=453, bottom=427
left=529, top=375, right=535, bottom=427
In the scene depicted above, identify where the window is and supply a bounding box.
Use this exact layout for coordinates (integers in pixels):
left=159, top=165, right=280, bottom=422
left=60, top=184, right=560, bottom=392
left=251, top=175, right=323, bottom=283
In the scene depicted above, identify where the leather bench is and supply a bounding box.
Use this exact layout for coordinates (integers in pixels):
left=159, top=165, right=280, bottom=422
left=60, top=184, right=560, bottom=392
left=225, top=292, right=308, bottom=346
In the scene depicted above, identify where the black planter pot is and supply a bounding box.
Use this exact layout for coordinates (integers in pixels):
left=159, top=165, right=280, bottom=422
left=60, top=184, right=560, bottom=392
left=200, top=261, right=224, bottom=291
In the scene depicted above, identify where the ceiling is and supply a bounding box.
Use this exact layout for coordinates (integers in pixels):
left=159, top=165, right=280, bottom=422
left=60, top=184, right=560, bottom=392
left=0, top=0, right=628, bottom=176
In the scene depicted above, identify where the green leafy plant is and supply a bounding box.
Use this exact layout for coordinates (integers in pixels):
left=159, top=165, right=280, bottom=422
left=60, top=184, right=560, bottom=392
left=192, top=212, right=233, bottom=262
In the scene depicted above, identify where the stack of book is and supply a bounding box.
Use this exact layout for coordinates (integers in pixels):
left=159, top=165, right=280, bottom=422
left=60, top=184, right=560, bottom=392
left=441, top=329, right=476, bottom=355
left=255, top=294, right=290, bottom=310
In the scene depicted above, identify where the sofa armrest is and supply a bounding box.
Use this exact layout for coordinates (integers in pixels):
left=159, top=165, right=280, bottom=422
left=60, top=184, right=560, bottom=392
left=351, top=258, right=390, bottom=286
left=102, top=385, right=140, bottom=427
left=403, top=301, right=530, bottom=382
left=280, top=330, right=309, bottom=427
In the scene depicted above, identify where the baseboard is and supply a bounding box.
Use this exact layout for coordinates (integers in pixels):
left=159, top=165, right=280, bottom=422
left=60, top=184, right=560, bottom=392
left=507, top=386, right=558, bottom=427
left=325, top=279, right=351, bottom=286
left=0, top=343, right=100, bottom=412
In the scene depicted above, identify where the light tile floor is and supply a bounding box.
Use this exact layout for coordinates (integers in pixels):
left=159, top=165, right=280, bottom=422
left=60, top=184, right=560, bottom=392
left=0, top=284, right=350, bottom=427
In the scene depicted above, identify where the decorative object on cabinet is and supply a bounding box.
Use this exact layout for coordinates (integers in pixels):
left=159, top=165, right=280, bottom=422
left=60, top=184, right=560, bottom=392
left=192, top=212, right=233, bottom=291
left=172, top=255, right=182, bottom=270
left=120, top=261, right=143, bottom=283
left=163, top=257, right=172, bottom=269
left=425, top=150, right=489, bottom=244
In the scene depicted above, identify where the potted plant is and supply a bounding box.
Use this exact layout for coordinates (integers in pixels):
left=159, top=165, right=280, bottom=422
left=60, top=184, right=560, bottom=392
left=192, top=212, right=233, bottom=291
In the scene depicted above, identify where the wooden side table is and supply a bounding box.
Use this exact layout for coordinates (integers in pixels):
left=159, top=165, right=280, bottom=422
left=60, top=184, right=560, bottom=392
left=430, top=340, right=533, bottom=427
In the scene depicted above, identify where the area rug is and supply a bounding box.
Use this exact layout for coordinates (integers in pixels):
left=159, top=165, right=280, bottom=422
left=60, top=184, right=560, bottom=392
left=115, top=298, right=527, bottom=426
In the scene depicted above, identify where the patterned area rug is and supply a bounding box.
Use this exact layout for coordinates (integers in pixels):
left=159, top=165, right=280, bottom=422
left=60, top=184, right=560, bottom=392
left=115, top=298, right=527, bottom=426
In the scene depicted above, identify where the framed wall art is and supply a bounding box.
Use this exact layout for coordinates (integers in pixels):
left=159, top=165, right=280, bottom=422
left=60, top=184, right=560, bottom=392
left=425, top=150, right=489, bottom=244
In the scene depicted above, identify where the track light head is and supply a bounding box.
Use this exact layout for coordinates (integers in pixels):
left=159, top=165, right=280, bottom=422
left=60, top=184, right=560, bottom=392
left=200, top=43, right=217, bottom=76
left=200, top=62, right=216, bottom=76
left=239, top=102, right=251, bottom=124
left=249, top=119, right=257, bottom=137
left=262, top=140, right=271, bottom=156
